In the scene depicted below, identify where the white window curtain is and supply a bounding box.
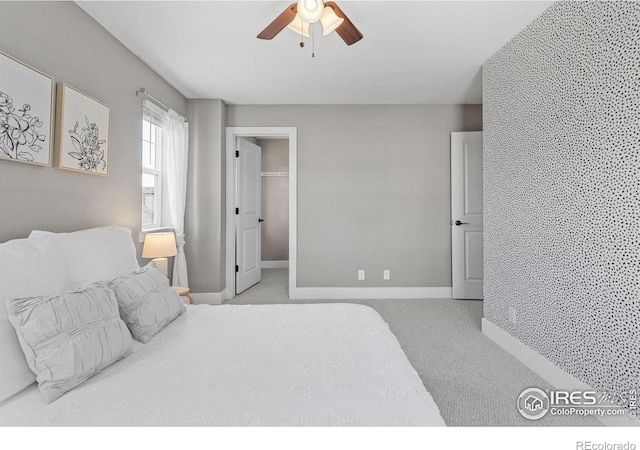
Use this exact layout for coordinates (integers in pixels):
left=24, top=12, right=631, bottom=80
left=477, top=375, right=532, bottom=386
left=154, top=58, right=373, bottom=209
left=164, top=109, right=190, bottom=287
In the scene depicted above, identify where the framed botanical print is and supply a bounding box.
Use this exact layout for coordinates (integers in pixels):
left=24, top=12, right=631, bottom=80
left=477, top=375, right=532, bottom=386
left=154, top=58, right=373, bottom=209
left=0, top=51, right=54, bottom=166
left=56, top=83, right=110, bottom=175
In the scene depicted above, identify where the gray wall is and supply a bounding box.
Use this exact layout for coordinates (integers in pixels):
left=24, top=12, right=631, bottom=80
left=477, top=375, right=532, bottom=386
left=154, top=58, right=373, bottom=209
left=0, top=2, right=187, bottom=259
left=227, top=105, right=482, bottom=288
left=483, top=1, right=639, bottom=397
left=258, top=139, right=289, bottom=262
left=186, top=100, right=226, bottom=293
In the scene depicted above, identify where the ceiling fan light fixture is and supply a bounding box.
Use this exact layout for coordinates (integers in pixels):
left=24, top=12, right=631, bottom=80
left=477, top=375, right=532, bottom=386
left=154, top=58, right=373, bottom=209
left=320, top=5, right=344, bottom=36
left=287, top=14, right=310, bottom=37
left=257, top=1, right=362, bottom=46
left=297, top=0, right=324, bottom=24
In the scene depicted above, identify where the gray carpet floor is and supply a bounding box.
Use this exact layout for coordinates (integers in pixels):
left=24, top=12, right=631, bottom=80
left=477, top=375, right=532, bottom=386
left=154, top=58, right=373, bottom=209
left=226, top=269, right=600, bottom=427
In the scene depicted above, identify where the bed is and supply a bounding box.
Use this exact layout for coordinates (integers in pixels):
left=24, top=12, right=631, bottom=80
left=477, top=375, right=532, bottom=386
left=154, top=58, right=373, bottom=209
left=0, top=227, right=445, bottom=426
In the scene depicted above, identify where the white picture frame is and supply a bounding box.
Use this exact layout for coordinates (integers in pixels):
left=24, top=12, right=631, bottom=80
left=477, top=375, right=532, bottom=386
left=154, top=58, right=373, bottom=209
left=56, top=83, right=110, bottom=176
left=0, top=51, right=54, bottom=166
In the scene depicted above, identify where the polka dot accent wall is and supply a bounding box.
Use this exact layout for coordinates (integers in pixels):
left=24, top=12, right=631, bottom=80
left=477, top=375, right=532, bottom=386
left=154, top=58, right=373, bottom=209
left=483, top=0, right=640, bottom=398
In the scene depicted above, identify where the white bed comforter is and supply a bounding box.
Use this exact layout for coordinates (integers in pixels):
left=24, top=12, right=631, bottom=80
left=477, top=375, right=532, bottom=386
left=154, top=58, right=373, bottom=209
left=0, top=303, right=445, bottom=426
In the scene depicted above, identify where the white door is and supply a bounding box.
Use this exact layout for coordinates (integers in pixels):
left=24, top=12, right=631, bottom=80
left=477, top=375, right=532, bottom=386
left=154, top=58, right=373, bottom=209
left=451, top=132, right=483, bottom=299
left=236, top=138, right=262, bottom=294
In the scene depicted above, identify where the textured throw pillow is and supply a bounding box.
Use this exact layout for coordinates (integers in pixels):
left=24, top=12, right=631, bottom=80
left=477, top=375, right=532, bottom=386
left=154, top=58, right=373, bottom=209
left=107, top=262, right=185, bottom=343
left=29, top=226, right=139, bottom=289
left=6, top=283, right=133, bottom=404
left=0, top=236, right=69, bottom=401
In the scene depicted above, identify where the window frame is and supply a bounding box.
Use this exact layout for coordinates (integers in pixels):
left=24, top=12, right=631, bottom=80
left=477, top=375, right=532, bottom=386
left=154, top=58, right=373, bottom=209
left=141, top=100, right=168, bottom=231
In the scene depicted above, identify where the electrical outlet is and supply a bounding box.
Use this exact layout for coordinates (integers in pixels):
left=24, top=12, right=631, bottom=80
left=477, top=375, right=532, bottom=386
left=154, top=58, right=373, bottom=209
left=509, top=307, right=517, bottom=324
left=358, top=270, right=365, bottom=281
left=383, top=270, right=390, bottom=280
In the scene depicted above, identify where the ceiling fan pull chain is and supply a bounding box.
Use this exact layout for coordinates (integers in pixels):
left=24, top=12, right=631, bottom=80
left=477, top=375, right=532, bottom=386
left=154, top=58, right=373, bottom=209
left=312, top=22, right=315, bottom=58
left=298, top=16, right=305, bottom=48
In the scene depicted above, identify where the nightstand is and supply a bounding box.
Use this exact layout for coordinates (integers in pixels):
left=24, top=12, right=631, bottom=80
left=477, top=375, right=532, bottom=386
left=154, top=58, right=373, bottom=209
left=172, top=286, right=194, bottom=305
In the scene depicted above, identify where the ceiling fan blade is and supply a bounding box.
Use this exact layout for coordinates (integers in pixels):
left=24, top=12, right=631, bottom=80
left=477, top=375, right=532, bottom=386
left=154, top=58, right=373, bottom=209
left=257, top=3, right=297, bottom=40
left=325, top=2, right=363, bottom=46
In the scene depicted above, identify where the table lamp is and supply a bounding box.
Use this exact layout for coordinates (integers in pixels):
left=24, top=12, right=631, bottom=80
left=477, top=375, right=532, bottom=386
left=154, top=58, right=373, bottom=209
left=142, top=232, right=177, bottom=277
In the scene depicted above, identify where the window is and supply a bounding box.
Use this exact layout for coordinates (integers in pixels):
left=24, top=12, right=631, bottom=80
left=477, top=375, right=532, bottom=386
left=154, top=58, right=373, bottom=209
left=141, top=100, right=168, bottom=230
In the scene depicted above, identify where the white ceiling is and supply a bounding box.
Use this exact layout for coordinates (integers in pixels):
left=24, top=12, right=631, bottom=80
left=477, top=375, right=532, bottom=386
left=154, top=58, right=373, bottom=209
left=77, top=0, right=553, bottom=104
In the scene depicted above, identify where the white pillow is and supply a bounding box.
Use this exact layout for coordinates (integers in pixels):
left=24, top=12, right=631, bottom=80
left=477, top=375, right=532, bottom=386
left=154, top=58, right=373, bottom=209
left=0, top=236, right=69, bottom=401
left=6, top=283, right=133, bottom=404
left=107, top=262, right=185, bottom=343
left=30, top=226, right=139, bottom=289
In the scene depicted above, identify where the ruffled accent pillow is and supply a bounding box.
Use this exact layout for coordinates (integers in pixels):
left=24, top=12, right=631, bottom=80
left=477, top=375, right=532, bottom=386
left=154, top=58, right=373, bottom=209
left=7, top=283, right=133, bottom=403
left=107, top=262, right=185, bottom=343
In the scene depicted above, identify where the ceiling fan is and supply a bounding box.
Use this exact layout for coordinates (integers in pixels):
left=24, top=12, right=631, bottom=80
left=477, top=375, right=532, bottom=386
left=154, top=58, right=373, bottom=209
left=257, top=0, right=363, bottom=46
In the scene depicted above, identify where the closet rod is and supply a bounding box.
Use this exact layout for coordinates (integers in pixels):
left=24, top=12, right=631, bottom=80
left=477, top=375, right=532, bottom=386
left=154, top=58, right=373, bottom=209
left=261, top=172, right=289, bottom=177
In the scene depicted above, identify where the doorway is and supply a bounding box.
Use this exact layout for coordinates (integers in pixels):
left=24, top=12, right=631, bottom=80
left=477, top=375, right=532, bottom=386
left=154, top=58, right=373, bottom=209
left=225, top=127, right=297, bottom=301
left=258, top=138, right=290, bottom=270
left=235, top=136, right=290, bottom=294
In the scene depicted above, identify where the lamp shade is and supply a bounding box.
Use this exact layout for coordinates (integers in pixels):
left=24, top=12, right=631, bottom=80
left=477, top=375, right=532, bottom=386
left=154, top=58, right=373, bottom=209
left=142, top=232, right=177, bottom=258
left=297, top=0, right=324, bottom=23
left=287, top=14, right=310, bottom=37
left=320, top=6, right=344, bottom=36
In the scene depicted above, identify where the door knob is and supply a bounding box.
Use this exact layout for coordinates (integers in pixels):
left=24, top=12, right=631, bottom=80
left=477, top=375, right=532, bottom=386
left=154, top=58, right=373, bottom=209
left=454, top=220, right=468, bottom=226
left=258, top=218, right=264, bottom=223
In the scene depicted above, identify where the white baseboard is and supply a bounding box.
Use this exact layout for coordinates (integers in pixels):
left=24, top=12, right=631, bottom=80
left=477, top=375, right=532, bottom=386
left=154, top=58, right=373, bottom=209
left=290, top=287, right=452, bottom=300
left=482, top=318, right=638, bottom=427
left=191, top=292, right=224, bottom=305
left=222, top=288, right=234, bottom=301
left=262, top=260, right=289, bottom=269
